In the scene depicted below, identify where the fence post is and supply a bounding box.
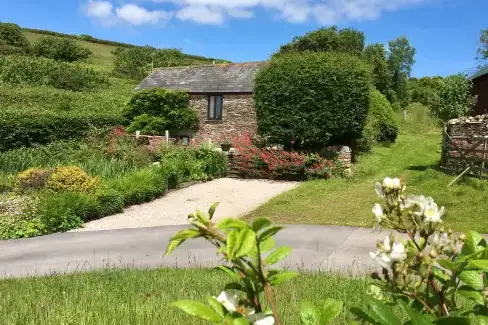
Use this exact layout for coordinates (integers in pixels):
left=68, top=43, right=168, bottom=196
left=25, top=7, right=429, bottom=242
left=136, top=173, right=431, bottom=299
left=165, top=130, right=169, bottom=144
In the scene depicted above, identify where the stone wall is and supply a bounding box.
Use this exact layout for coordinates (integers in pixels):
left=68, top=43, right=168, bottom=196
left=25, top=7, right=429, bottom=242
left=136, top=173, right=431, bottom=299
left=441, top=114, right=488, bottom=177
left=189, top=93, right=257, bottom=144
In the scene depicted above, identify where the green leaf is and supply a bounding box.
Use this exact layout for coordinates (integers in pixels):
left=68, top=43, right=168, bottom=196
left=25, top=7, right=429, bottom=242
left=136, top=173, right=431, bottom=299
left=269, top=270, right=299, bottom=286
left=457, top=285, right=484, bottom=304
left=265, top=246, right=292, bottom=265
left=431, top=266, right=450, bottom=284
left=172, top=300, right=222, bottom=322
left=214, top=266, right=241, bottom=281
left=397, top=300, right=431, bottom=325
left=477, top=315, right=488, bottom=325
left=227, top=230, right=239, bottom=260
left=462, top=230, right=484, bottom=254
left=459, top=270, right=484, bottom=290
left=216, top=218, right=249, bottom=231
left=252, top=218, right=272, bottom=232
left=195, top=209, right=209, bottom=223
left=233, top=316, right=251, bottom=325
left=468, top=260, right=488, bottom=271
left=164, top=238, right=184, bottom=256
left=300, top=301, right=320, bottom=325
left=234, top=229, right=257, bottom=259
left=170, top=229, right=200, bottom=241
left=208, top=202, right=219, bottom=220
left=224, top=282, right=248, bottom=293
left=320, top=298, right=343, bottom=324
left=437, top=259, right=457, bottom=271
left=259, top=237, right=275, bottom=252
left=362, top=296, right=402, bottom=325
left=258, top=226, right=284, bottom=241
left=207, top=296, right=225, bottom=318
left=433, top=317, right=471, bottom=325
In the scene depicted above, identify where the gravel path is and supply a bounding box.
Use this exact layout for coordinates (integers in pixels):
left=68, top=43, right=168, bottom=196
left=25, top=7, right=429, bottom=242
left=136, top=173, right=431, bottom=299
left=75, top=178, right=298, bottom=231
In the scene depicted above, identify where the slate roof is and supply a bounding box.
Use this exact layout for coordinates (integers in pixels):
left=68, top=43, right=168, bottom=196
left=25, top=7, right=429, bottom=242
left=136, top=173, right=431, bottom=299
left=471, top=66, right=488, bottom=80
left=136, top=62, right=267, bottom=93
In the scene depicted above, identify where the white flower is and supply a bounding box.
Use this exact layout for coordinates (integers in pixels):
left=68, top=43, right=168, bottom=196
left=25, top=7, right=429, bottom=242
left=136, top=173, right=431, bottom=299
left=369, top=251, right=392, bottom=269
left=390, top=242, right=407, bottom=262
left=424, top=202, right=445, bottom=223
left=375, top=182, right=385, bottom=197
left=247, top=312, right=275, bottom=325
left=372, top=204, right=383, bottom=223
left=382, top=236, right=391, bottom=251
left=429, top=232, right=449, bottom=247
left=382, top=177, right=402, bottom=190
left=216, top=291, right=238, bottom=312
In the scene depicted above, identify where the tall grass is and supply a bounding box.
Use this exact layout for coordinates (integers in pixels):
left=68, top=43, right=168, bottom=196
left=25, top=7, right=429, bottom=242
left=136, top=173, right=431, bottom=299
left=398, top=102, right=438, bottom=134
left=0, top=268, right=370, bottom=324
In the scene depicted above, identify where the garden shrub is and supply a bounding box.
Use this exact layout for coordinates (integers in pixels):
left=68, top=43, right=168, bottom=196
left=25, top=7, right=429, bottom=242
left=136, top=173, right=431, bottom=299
left=15, top=168, right=53, bottom=192
left=0, top=22, right=29, bottom=48
left=124, top=88, right=199, bottom=135
left=254, top=52, right=371, bottom=150
left=357, top=88, right=399, bottom=152
left=32, top=36, right=91, bottom=62
left=108, top=168, right=167, bottom=206
left=0, top=55, right=109, bottom=91
left=0, top=195, right=42, bottom=239
left=47, top=166, right=101, bottom=194
left=232, top=134, right=336, bottom=180
left=36, top=191, right=87, bottom=232
left=94, top=186, right=124, bottom=218
left=0, top=111, right=123, bottom=151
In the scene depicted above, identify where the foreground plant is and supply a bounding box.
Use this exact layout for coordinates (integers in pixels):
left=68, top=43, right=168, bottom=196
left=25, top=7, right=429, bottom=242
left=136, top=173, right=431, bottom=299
left=354, top=177, right=488, bottom=324
left=165, top=203, right=343, bottom=324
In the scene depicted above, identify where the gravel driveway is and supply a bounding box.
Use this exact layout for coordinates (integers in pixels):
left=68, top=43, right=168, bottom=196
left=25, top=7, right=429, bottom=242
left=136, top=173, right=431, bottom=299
left=75, top=178, right=298, bottom=231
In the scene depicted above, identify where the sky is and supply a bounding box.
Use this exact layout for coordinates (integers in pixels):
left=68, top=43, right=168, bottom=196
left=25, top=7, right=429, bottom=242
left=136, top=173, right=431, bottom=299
left=0, top=0, right=486, bottom=77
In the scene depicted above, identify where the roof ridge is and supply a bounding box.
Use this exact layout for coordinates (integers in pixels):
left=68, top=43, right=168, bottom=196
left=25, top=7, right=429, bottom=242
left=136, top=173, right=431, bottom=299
left=153, top=61, right=267, bottom=72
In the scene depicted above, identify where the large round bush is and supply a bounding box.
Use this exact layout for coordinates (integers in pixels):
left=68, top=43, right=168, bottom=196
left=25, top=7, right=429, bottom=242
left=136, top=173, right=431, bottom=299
left=357, top=89, right=399, bottom=152
left=254, top=52, right=372, bottom=150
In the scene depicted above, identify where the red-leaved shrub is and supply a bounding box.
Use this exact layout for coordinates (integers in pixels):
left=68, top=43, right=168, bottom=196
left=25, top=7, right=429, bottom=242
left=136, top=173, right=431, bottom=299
left=231, top=134, right=336, bottom=180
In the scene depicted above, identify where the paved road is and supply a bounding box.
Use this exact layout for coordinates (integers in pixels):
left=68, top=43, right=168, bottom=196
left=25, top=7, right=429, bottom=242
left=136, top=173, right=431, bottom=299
left=0, top=225, right=386, bottom=278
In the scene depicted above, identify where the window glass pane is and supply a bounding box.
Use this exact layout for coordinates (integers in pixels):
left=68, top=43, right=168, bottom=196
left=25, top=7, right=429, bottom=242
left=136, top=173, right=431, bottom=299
left=215, top=96, right=222, bottom=119
left=209, top=96, right=215, bottom=118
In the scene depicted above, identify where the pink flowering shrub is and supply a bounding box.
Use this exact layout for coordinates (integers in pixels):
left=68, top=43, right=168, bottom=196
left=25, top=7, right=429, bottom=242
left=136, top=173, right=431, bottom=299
left=231, top=134, right=337, bottom=180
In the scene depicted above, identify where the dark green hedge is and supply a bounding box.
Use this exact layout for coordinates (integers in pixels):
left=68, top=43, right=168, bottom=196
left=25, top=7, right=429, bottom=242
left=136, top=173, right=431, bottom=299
left=0, top=112, right=123, bottom=151
left=254, top=52, right=372, bottom=150
left=32, top=36, right=92, bottom=62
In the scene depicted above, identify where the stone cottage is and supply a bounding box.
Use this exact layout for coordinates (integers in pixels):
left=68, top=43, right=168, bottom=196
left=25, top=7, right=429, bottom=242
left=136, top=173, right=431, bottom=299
left=472, top=66, right=488, bottom=115
left=136, top=62, right=266, bottom=144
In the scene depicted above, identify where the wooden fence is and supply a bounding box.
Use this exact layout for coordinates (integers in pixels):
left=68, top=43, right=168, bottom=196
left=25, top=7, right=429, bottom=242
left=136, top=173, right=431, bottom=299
left=440, top=115, right=488, bottom=179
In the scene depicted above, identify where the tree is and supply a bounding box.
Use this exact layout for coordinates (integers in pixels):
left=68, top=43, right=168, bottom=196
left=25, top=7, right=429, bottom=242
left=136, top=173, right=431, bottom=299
left=408, top=76, right=442, bottom=106
left=430, top=74, right=476, bottom=122
left=254, top=52, right=372, bottom=150
left=388, top=37, right=416, bottom=108
left=277, top=26, right=365, bottom=56
left=363, top=44, right=392, bottom=97
left=0, top=22, right=29, bottom=48
left=477, top=29, right=488, bottom=63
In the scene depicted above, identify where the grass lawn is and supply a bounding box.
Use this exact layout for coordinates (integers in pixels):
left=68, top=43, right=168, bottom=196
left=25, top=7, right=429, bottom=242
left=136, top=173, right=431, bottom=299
left=244, top=111, right=488, bottom=233
left=0, top=268, right=369, bottom=324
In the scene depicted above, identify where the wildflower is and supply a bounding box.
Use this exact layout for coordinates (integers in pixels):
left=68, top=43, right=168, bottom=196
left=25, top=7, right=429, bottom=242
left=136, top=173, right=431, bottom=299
left=383, top=177, right=402, bottom=190
left=372, top=204, right=383, bottom=223
left=424, top=202, right=445, bottom=223
left=370, top=236, right=406, bottom=268
left=390, top=242, right=407, bottom=262
left=215, top=291, right=275, bottom=324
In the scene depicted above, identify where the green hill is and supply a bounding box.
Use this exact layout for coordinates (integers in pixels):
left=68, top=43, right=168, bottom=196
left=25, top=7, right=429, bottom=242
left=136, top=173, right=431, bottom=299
left=22, top=28, right=225, bottom=71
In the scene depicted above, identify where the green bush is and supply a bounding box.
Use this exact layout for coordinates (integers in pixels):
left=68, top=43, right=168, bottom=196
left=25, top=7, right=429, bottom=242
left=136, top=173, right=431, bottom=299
left=254, top=52, right=371, bottom=150
left=36, top=191, right=91, bottom=232
left=33, top=36, right=91, bottom=62
left=0, top=22, right=29, bottom=48
left=108, top=168, right=167, bottom=206
left=124, top=88, right=199, bottom=135
left=0, top=55, right=109, bottom=91
left=430, top=74, right=476, bottom=122
left=113, top=46, right=192, bottom=80
left=94, top=186, right=124, bottom=217
left=0, top=111, right=123, bottom=151
left=357, top=89, right=399, bottom=152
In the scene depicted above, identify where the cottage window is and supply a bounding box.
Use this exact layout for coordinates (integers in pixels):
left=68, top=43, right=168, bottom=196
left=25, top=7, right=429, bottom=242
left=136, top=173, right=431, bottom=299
left=208, top=95, right=223, bottom=120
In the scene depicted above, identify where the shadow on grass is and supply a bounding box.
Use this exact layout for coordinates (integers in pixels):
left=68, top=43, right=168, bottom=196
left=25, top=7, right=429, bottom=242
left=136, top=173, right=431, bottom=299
left=407, top=163, right=442, bottom=172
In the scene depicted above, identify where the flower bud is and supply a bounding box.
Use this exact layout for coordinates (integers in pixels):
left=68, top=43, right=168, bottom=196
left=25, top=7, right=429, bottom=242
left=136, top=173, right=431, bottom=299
left=459, top=233, right=466, bottom=241
left=429, top=249, right=438, bottom=258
